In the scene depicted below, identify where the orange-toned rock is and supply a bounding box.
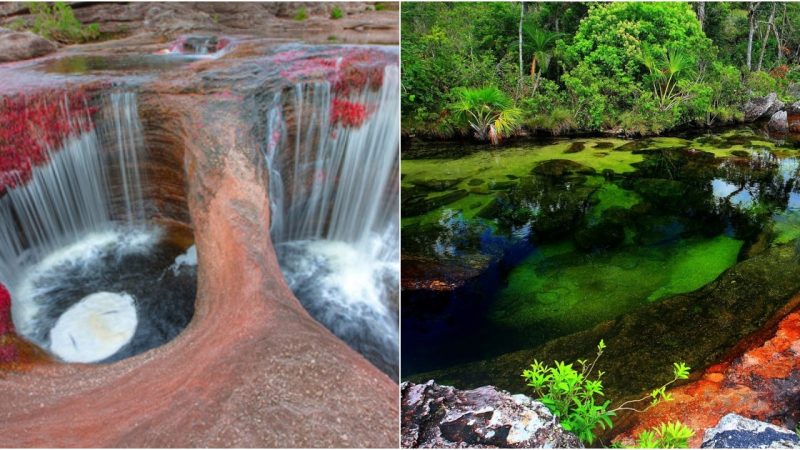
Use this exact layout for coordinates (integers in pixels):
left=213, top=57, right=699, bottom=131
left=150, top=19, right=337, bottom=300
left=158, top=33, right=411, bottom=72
left=617, top=311, right=800, bottom=448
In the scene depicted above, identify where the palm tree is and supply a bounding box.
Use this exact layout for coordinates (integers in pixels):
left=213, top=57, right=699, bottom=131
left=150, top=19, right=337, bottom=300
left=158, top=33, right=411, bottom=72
left=451, top=87, right=522, bottom=144
left=642, top=47, right=695, bottom=111
left=523, top=27, right=562, bottom=94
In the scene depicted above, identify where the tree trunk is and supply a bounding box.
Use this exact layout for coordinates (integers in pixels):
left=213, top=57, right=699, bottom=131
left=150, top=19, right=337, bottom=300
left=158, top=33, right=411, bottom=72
left=518, top=1, right=524, bottom=95
left=747, top=2, right=760, bottom=71
left=756, top=3, right=775, bottom=72
left=697, top=2, right=706, bottom=31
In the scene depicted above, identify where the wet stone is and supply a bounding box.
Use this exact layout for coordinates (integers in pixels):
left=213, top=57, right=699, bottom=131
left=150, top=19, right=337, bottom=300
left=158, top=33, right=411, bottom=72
left=564, top=142, right=585, bottom=154
left=410, top=178, right=465, bottom=192
left=531, top=159, right=596, bottom=178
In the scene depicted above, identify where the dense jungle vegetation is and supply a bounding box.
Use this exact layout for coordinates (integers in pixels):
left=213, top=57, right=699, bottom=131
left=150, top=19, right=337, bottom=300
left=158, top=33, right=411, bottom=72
left=401, top=2, right=800, bottom=139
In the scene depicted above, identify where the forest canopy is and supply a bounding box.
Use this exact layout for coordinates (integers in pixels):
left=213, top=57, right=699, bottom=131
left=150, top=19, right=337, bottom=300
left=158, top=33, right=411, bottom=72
left=401, top=2, right=800, bottom=138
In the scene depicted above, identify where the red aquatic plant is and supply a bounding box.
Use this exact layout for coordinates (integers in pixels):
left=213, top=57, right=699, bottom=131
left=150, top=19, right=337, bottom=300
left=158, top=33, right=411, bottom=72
left=0, top=87, right=96, bottom=195
left=331, top=98, right=367, bottom=128
left=0, top=283, right=12, bottom=336
left=333, top=50, right=387, bottom=96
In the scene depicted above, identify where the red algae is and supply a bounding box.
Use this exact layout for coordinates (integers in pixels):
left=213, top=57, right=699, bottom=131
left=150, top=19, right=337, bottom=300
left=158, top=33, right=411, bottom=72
left=272, top=47, right=395, bottom=129
left=0, top=87, right=97, bottom=194
left=0, top=283, right=52, bottom=370
left=331, top=98, right=367, bottom=128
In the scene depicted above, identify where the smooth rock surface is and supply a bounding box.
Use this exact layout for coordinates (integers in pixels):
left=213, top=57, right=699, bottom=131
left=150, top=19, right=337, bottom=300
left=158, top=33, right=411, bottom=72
left=401, top=380, right=581, bottom=448
left=768, top=111, right=789, bottom=133
left=701, top=414, right=800, bottom=449
left=744, top=93, right=784, bottom=122
left=0, top=28, right=56, bottom=63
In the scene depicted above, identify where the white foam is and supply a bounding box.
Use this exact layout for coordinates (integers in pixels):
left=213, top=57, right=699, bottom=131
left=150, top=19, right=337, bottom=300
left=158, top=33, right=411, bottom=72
left=49, top=291, right=138, bottom=363
left=12, top=227, right=158, bottom=341
left=170, top=245, right=197, bottom=276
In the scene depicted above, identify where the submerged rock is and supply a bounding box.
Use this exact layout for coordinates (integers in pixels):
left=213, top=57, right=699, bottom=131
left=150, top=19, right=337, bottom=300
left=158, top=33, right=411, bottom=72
left=744, top=93, right=784, bottom=122
left=0, top=28, right=56, bottom=63
left=564, top=141, right=585, bottom=154
left=532, top=159, right=596, bottom=178
left=401, top=380, right=581, bottom=448
left=701, top=414, right=800, bottom=449
left=574, top=222, right=625, bottom=252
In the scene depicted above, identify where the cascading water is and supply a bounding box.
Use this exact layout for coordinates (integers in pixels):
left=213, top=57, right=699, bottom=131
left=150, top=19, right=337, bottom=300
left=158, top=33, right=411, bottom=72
left=265, top=59, right=400, bottom=378
left=0, top=91, right=195, bottom=363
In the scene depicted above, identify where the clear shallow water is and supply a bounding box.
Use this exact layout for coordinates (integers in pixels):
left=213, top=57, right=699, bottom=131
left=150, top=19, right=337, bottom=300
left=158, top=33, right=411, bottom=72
left=36, top=54, right=209, bottom=75
left=402, top=128, right=800, bottom=378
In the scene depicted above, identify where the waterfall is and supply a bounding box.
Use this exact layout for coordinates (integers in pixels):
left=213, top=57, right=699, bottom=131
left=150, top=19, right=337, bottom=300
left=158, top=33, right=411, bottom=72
left=0, top=91, right=160, bottom=362
left=265, top=64, right=400, bottom=378
left=0, top=92, right=147, bottom=289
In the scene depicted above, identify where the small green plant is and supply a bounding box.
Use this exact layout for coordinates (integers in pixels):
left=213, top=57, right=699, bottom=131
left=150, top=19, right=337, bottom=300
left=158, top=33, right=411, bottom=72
left=522, top=340, right=691, bottom=445
left=327, top=35, right=338, bottom=42
left=26, top=2, right=100, bottom=44
left=633, top=421, right=695, bottom=448
left=330, top=7, right=344, bottom=20
left=293, top=7, right=308, bottom=21
left=374, top=3, right=387, bottom=11
left=7, top=18, right=27, bottom=31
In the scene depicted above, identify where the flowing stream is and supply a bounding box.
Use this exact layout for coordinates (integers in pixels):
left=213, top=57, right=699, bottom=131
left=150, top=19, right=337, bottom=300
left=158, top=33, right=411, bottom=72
left=265, top=64, right=400, bottom=378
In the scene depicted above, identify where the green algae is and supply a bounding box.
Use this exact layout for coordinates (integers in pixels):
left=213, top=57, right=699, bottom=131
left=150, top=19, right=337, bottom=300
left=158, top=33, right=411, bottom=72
left=488, top=235, right=743, bottom=336
left=588, top=183, right=641, bottom=222
left=406, top=241, right=800, bottom=405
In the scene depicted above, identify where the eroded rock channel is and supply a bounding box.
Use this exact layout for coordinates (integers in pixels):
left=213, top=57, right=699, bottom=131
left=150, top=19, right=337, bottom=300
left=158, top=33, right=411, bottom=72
left=0, top=16, right=399, bottom=447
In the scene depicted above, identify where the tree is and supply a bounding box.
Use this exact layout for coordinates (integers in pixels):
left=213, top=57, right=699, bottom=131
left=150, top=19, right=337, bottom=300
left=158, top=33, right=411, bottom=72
left=560, top=2, right=711, bottom=128
left=747, top=2, right=760, bottom=71
left=451, top=86, right=522, bottom=143
left=642, top=47, right=695, bottom=111
left=756, top=3, right=776, bottom=72
left=523, top=26, right=561, bottom=95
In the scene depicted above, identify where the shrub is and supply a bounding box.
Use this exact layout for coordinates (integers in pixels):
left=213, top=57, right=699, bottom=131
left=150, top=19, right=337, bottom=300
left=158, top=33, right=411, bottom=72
left=747, top=71, right=778, bottom=98
left=330, top=7, right=344, bottom=20
left=451, top=86, right=522, bottom=143
left=526, top=107, right=576, bottom=136
left=27, top=2, right=100, bottom=44
left=293, top=7, right=308, bottom=21
left=522, top=340, right=692, bottom=445
left=374, top=3, right=387, bottom=11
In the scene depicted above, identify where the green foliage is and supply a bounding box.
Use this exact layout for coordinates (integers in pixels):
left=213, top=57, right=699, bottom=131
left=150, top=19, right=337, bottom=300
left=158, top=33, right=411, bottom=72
left=522, top=340, right=691, bottom=445
left=330, top=7, right=344, bottom=20
left=747, top=71, right=778, bottom=97
left=26, top=2, right=100, bottom=44
left=7, top=18, right=27, bottom=31
left=561, top=2, right=711, bottom=130
left=374, top=3, right=387, bottom=12
left=401, top=2, right=800, bottom=137
left=293, top=7, right=308, bottom=21
left=634, top=421, right=695, bottom=448
left=451, top=86, right=522, bottom=143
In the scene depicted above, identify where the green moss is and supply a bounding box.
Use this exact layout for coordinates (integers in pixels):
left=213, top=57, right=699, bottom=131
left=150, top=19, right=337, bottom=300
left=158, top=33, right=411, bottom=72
left=489, top=235, right=742, bottom=335
left=773, top=211, right=800, bottom=245
left=588, top=183, right=641, bottom=222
